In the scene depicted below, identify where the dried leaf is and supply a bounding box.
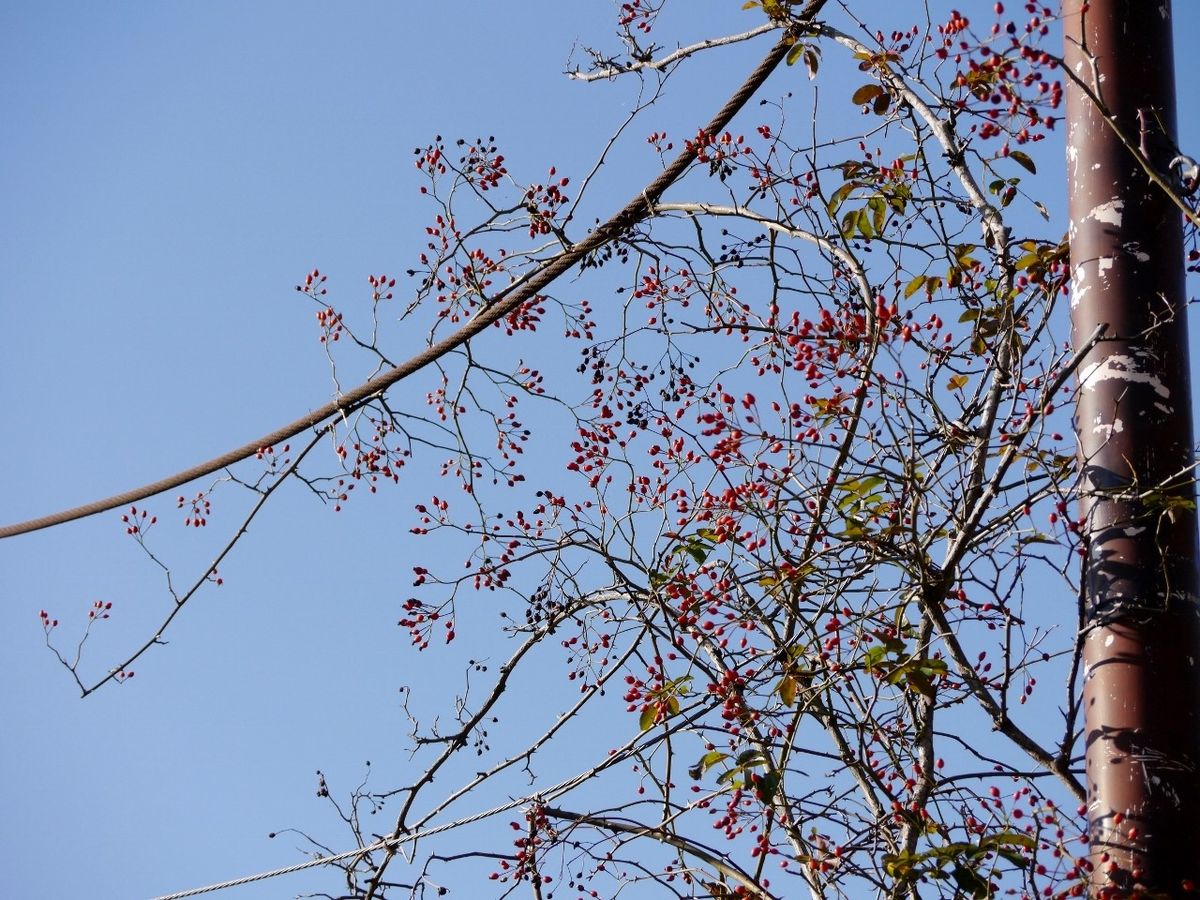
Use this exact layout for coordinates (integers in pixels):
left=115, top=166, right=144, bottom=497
left=851, top=84, right=884, bottom=105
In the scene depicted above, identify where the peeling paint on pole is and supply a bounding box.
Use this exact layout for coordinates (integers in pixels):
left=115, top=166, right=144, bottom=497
left=1065, top=1, right=1200, bottom=895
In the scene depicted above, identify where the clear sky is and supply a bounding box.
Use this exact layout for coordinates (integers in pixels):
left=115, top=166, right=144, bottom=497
left=3, top=3, right=1199, bottom=899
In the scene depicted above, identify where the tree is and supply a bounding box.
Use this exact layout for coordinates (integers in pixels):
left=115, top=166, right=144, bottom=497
left=6, top=2, right=1200, bottom=898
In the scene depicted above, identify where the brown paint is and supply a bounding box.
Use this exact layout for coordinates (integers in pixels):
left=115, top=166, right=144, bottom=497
left=1065, top=0, right=1200, bottom=894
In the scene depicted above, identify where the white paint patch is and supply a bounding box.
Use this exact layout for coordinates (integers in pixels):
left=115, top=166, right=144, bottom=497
left=1090, top=200, right=1124, bottom=225
left=1124, top=526, right=1146, bottom=537
left=1124, top=242, right=1150, bottom=262
left=1071, top=263, right=1091, bottom=308
left=1105, top=633, right=1116, bottom=647
left=1098, top=257, right=1115, bottom=277
left=1079, top=354, right=1171, bottom=398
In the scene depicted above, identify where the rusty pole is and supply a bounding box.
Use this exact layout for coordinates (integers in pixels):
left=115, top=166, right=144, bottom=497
left=1065, top=0, right=1200, bottom=895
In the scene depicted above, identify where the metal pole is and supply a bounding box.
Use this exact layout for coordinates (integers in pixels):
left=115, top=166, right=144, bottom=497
left=1065, top=1, right=1200, bottom=895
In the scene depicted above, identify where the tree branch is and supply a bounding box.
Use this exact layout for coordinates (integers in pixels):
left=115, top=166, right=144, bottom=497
left=0, top=17, right=821, bottom=542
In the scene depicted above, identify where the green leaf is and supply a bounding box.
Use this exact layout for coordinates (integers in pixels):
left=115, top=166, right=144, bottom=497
left=837, top=476, right=884, bottom=509
left=857, top=208, right=875, bottom=239
left=863, top=645, right=890, bottom=668
left=674, top=535, right=712, bottom=565
left=1018, top=532, right=1055, bottom=546
left=699, top=750, right=728, bottom=772
left=736, top=749, right=768, bottom=768
left=995, top=846, right=1026, bottom=866
left=953, top=243, right=978, bottom=264
left=826, top=181, right=855, bottom=217
left=786, top=43, right=805, bottom=66
left=716, top=768, right=744, bottom=787
left=1008, top=149, right=1036, bottom=174
left=639, top=706, right=657, bottom=731
left=840, top=208, right=859, bottom=237
left=852, top=84, right=884, bottom=105
left=666, top=675, right=693, bottom=695
left=917, top=658, right=948, bottom=677
left=883, top=851, right=917, bottom=878
left=869, top=196, right=886, bottom=234
left=951, top=863, right=991, bottom=898
left=979, top=830, right=1037, bottom=851
left=841, top=518, right=866, bottom=539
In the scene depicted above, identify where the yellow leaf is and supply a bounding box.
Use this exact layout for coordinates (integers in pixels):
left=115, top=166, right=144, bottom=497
left=778, top=674, right=797, bottom=707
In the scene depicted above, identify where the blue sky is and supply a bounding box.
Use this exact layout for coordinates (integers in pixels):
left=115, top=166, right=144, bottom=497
left=3, top=3, right=1200, bottom=899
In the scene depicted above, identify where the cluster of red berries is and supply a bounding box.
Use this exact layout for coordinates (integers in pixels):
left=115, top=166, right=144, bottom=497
left=176, top=492, right=210, bottom=528
left=367, top=274, right=394, bottom=302
left=296, top=268, right=327, bottom=295
left=617, top=0, right=655, bottom=34
left=121, top=505, right=156, bottom=535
